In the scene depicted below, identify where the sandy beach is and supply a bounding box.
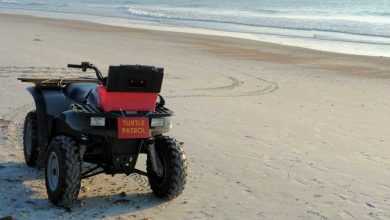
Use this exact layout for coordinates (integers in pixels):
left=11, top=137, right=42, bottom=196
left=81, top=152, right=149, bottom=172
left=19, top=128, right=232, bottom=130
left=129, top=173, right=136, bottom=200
left=0, top=13, right=390, bottom=219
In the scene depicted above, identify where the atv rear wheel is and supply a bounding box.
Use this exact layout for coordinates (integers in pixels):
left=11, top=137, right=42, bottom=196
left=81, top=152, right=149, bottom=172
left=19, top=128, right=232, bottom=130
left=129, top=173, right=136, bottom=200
left=23, top=111, right=39, bottom=167
left=45, top=135, right=81, bottom=207
left=147, top=136, right=187, bottom=200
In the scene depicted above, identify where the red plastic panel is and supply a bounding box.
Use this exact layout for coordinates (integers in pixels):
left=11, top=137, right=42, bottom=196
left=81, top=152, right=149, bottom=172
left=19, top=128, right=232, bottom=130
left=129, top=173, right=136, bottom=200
left=98, top=86, right=157, bottom=112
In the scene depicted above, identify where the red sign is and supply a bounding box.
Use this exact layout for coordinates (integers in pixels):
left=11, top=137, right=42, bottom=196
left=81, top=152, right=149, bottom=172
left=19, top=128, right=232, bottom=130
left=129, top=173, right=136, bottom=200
left=117, top=117, right=150, bottom=139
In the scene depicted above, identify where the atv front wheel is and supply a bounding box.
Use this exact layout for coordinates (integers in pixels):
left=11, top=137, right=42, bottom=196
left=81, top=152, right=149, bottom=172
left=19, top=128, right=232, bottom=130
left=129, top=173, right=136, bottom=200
left=45, top=135, right=82, bottom=207
left=23, top=111, right=39, bottom=167
left=147, top=136, right=187, bottom=200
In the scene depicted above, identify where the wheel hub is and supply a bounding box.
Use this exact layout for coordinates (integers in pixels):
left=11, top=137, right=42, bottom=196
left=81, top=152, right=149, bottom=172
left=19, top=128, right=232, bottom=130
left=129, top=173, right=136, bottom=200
left=47, top=152, right=59, bottom=191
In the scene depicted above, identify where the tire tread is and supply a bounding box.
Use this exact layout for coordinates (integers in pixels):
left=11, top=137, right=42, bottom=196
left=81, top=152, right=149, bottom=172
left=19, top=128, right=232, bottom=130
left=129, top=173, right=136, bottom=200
left=46, top=135, right=81, bottom=207
left=147, top=136, right=187, bottom=200
left=23, top=111, right=38, bottom=166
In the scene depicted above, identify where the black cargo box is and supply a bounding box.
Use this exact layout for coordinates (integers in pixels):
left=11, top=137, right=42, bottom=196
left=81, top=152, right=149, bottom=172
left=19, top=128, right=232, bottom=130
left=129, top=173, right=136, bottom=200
left=106, top=65, right=164, bottom=93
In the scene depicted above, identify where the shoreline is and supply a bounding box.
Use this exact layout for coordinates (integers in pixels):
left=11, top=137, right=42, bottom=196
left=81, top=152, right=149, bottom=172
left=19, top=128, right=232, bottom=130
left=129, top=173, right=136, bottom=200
left=1, top=8, right=390, bottom=58
left=1, top=12, right=389, bottom=81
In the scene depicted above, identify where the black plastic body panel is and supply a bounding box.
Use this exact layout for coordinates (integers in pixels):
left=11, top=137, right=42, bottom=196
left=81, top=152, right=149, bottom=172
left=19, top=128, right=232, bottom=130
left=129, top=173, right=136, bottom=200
left=25, top=79, right=173, bottom=175
left=65, top=83, right=97, bottom=104
left=28, top=83, right=172, bottom=140
left=28, top=86, right=70, bottom=147
left=27, top=87, right=50, bottom=148
left=108, top=139, right=142, bottom=173
left=106, top=65, right=164, bottom=93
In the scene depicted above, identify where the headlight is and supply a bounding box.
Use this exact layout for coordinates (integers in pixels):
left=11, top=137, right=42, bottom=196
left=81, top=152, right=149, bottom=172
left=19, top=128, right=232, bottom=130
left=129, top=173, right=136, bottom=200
left=151, top=118, right=165, bottom=127
left=90, top=117, right=105, bottom=126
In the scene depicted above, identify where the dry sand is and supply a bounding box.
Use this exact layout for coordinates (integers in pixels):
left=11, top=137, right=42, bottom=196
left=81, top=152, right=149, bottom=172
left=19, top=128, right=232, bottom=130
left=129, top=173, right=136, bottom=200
left=0, top=13, right=390, bottom=219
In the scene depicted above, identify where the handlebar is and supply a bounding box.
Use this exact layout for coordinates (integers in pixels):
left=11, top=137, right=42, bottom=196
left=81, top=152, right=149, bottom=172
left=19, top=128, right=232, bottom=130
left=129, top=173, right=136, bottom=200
left=67, top=62, right=104, bottom=83
left=67, top=64, right=83, bottom=68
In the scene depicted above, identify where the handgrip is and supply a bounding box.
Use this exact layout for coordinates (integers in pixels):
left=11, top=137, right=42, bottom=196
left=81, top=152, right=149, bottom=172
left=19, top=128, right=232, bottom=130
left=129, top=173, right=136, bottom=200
left=67, top=62, right=104, bottom=84
left=67, top=64, right=82, bottom=68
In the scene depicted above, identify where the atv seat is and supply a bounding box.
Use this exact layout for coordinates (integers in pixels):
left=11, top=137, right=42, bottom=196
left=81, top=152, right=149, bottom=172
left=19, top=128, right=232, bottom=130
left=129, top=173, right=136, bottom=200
left=65, top=83, right=97, bottom=104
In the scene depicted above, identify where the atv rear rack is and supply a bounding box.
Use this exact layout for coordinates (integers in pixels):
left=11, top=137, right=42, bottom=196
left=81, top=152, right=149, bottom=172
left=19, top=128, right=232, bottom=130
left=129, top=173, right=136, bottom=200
left=71, top=103, right=173, bottom=118
left=18, top=77, right=99, bottom=85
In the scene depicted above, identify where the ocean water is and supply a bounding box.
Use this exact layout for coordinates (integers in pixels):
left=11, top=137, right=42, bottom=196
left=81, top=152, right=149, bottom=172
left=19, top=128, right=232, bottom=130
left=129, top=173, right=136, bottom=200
left=1, top=0, right=390, bottom=57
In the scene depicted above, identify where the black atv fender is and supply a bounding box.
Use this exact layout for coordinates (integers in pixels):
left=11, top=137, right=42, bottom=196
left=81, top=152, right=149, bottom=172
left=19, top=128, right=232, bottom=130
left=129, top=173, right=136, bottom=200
left=60, top=110, right=116, bottom=139
left=58, top=110, right=90, bottom=139
left=27, top=86, right=70, bottom=146
left=51, top=115, right=83, bottom=141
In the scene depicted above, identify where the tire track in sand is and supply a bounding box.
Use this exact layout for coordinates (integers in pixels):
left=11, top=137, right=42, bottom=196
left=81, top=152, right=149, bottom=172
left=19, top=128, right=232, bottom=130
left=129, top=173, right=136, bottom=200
left=3, top=66, right=279, bottom=98
left=166, top=72, right=278, bottom=98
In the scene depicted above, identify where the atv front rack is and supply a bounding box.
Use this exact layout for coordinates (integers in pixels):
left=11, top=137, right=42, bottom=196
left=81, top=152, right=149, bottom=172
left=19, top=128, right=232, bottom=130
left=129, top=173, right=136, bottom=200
left=71, top=103, right=173, bottom=118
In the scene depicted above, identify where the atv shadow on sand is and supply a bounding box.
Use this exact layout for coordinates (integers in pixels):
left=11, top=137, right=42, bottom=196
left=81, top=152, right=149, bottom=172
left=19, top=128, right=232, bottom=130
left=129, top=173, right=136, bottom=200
left=0, top=161, right=167, bottom=219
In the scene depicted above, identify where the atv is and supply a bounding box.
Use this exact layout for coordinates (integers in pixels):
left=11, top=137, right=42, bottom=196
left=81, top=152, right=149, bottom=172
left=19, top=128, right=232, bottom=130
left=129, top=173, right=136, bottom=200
left=18, top=62, right=187, bottom=207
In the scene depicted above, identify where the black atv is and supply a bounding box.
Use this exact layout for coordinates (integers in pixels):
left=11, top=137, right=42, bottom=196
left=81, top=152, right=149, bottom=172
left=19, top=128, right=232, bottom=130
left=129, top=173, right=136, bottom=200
left=18, top=62, right=187, bottom=207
